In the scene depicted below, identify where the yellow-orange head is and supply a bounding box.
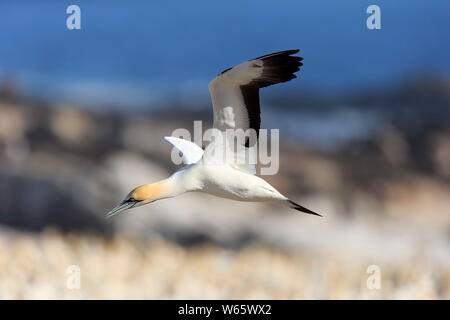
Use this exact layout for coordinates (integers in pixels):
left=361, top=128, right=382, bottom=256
left=106, top=181, right=168, bottom=217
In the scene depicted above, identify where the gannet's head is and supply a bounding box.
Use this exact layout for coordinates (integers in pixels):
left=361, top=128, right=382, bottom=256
left=106, top=182, right=166, bottom=218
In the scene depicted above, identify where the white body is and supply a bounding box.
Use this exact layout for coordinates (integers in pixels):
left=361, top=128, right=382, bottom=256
left=169, top=162, right=287, bottom=203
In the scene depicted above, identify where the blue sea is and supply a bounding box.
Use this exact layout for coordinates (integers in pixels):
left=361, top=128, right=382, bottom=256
left=0, top=0, right=448, bottom=109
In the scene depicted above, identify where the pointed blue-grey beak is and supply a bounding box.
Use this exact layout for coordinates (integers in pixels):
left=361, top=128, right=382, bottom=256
left=106, top=200, right=135, bottom=218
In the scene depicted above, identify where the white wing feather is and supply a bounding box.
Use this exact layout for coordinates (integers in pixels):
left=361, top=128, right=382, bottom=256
left=208, top=60, right=263, bottom=132
left=163, top=136, right=204, bottom=165
left=205, top=51, right=302, bottom=175
left=208, top=50, right=302, bottom=133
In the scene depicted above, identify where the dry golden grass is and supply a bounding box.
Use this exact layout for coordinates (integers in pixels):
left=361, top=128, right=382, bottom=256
left=0, top=229, right=448, bottom=299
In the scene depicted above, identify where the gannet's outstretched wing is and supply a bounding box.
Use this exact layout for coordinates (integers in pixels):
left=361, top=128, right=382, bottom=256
left=163, top=136, right=204, bottom=165
left=208, top=50, right=303, bottom=136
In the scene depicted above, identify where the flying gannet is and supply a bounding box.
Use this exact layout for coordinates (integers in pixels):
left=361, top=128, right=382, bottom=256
left=107, top=50, right=321, bottom=217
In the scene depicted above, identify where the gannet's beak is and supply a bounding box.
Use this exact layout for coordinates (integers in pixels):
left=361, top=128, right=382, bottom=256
left=106, top=200, right=135, bottom=218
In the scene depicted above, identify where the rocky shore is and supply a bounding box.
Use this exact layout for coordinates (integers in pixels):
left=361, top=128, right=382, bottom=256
left=0, top=95, right=449, bottom=298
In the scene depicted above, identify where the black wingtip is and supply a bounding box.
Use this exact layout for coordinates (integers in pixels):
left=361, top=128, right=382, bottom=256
left=288, top=200, right=322, bottom=217
left=254, top=49, right=300, bottom=60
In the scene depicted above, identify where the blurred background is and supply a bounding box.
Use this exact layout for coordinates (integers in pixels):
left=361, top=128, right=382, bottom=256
left=0, top=0, right=449, bottom=299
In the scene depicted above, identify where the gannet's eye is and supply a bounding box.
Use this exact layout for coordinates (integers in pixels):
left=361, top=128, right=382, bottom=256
left=128, top=197, right=136, bottom=202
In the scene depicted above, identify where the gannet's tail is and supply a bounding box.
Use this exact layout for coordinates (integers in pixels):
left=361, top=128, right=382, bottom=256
left=285, top=200, right=322, bottom=217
